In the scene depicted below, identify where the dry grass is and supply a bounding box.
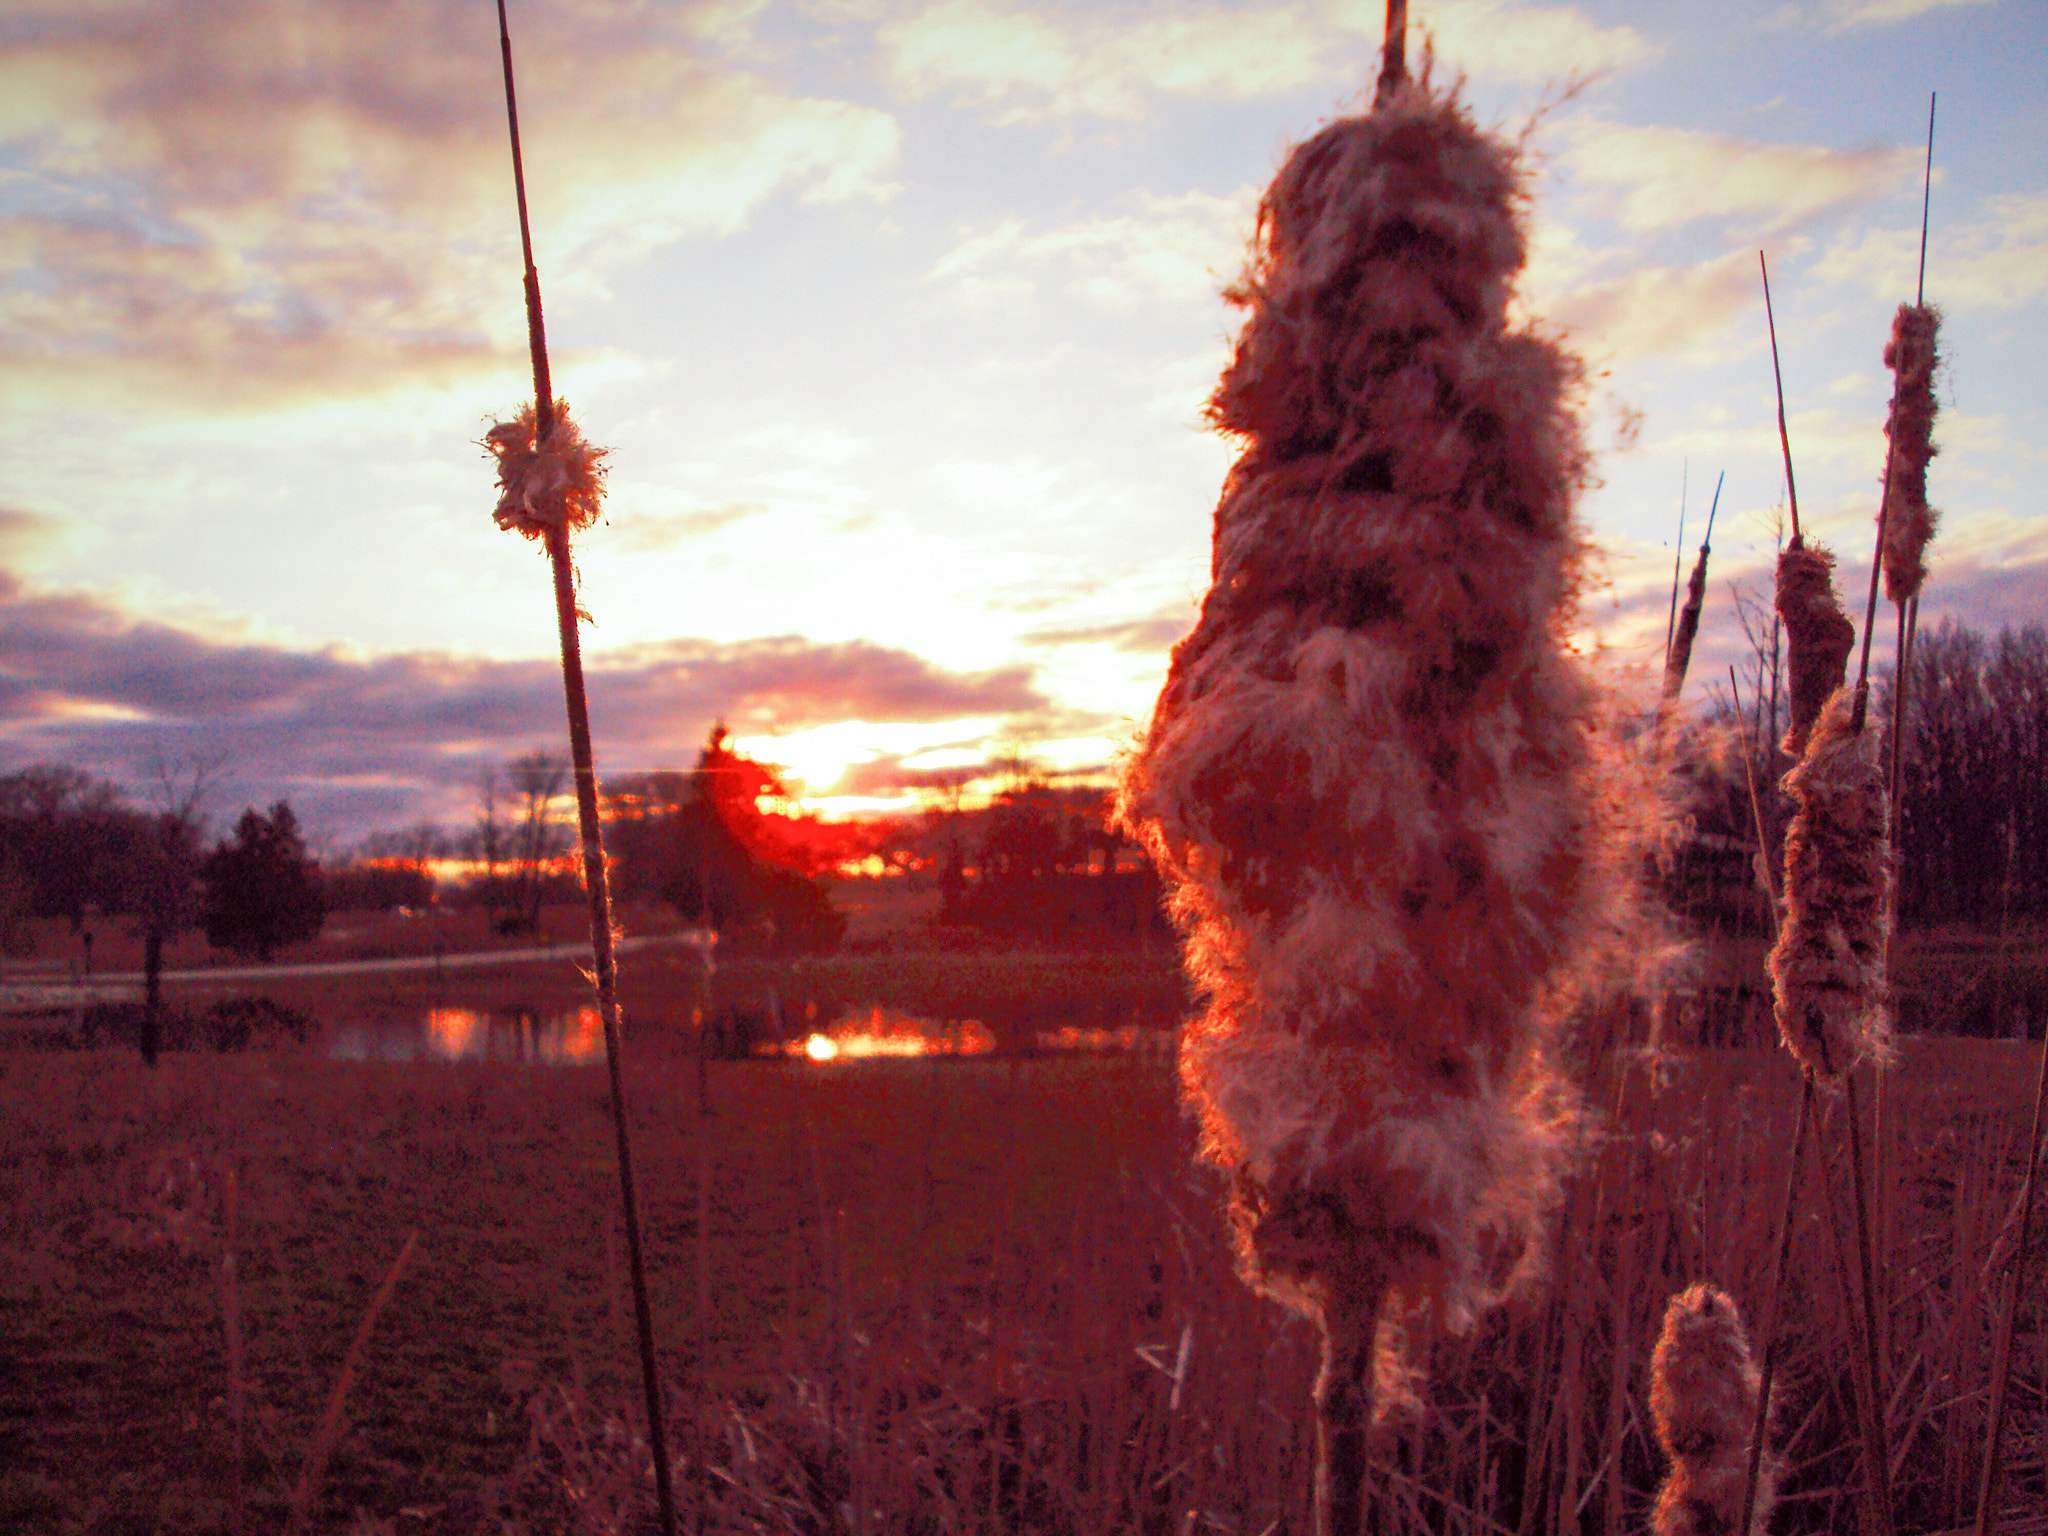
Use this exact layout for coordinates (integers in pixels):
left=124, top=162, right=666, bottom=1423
left=1, top=1032, right=2042, bottom=1534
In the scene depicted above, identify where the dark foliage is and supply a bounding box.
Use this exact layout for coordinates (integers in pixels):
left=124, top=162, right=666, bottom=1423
left=1886, top=619, right=2048, bottom=927
left=927, top=783, right=1169, bottom=944
left=0, top=765, right=144, bottom=935
left=200, top=802, right=325, bottom=961
left=604, top=726, right=848, bottom=953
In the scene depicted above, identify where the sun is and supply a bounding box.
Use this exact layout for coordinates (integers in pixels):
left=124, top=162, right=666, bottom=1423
left=727, top=719, right=1002, bottom=808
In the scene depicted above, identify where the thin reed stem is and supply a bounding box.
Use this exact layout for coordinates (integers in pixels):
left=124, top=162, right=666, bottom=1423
left=1974, top=1021, right=2048, bottom=1536
left=1741, top=1074, right=1812, bottom=1536
left=495, top=6, right=679, bottom=1531
left=1851, top=426, right=1899, bottom=734
left=1760, top=251, right=1802, bottom=543
left=221, top=1163, right=245, bottom=1536
left=1918, top=93, right=1936, bottom=308
left=1666, top=463, right=1688, bottom=667
left=1729, top=667, right=1782, bottom=926
left=284, top=1231, right=417, bottom=1536
left=1810, top=1082, right=1895, bottom=1536
left=1842, top=1073, right=1895, bottom=1519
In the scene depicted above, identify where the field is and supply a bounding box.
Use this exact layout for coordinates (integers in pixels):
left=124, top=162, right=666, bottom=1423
left=2, top=1012, right=2043, bottom=1535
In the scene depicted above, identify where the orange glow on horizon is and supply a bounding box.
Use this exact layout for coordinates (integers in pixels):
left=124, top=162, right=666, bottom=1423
left=780, top=1006, right=996, bottom=1061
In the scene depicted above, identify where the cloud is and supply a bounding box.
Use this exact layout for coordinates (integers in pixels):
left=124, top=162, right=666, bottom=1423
left=881, top=0, right=1649, bottom=123
left=602, top=501, right=768, bottom=554
left=930, top=188, right=1255, bottom=309
left=0, top=0, right=900, bottom=408
left=1022, top=601, right=1197, bottom=654
left=1400, top=0, right=1653, bottom=84
left=1560, top=121, right=1915, bottom=236
left=1540, top=249, right=1757, bottom=364
left=1837, top=0, right=1996, bottom=20
left=0, top=506, right=61, bottom=561
left=0, top=569, right=1047, bottom=836
left=881, top=0, right=1332, bottom=121
left=1815, top=192, right=2048, bottom=309
left=1769, top=0, right=2007, bottom=33
left=833, top=752, right=997, bottom=797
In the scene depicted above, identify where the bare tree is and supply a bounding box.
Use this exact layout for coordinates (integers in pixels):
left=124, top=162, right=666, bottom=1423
left=505, top=751, right=570, bottom=934
left=470, top=766, right=508, bottom=921
left=131, top=751, right=224, bottom=1068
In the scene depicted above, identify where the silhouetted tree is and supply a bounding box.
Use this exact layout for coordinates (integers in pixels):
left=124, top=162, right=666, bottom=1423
left=201, top=801, right=325, bottom=961
left=503, top=751, right=570, bottom=934
left=127, top=753, right=220, bottom=1066
left=605, top=725, right=856, bottom=952
left=0, top=764, right=136, bottom=931
left=1885, top=619, right=2048, bottom=926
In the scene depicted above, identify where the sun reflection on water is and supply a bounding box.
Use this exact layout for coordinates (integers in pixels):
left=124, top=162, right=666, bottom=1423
left=775, top=1006, right=997, bottom=1061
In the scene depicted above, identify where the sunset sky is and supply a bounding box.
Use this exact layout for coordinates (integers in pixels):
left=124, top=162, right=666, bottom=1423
left=2, top=0, right=2044, bottom=847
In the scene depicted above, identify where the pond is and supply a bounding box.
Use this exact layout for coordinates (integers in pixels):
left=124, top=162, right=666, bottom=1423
left=323, top=1003, right=1177, bottom=1065
left=326, top=1006, right=607, bottom=1065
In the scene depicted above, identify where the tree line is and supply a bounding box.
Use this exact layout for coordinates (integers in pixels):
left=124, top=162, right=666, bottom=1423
left=1672, top=616, right=2048, bottom=933
left=0, top=767, right=323, bottom=963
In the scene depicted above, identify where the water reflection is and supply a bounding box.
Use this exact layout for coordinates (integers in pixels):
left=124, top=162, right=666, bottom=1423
left=327, top=1005, right=605, bottom=1065
left=765, top=1006, right=998, bottom=1061
left=759, top=1007, right=1175, bottom=1062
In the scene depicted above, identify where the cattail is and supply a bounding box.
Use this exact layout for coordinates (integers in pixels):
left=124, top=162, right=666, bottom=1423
left=1774, top=541, right=1854, bottom=760
left=485, top=402, right=608, bottom=540
left=1663, top=542, right=1710, bottom=701
left=1649, top=1284, right=1777, bottom=1536
left=1119, top=63, right=1611, bottom=1443
left=1880, top=304, right=1940, bottom=606
left=1662, top=475, right=1721, bottom=706
left=1769, top=686, right=1894, bottom=1082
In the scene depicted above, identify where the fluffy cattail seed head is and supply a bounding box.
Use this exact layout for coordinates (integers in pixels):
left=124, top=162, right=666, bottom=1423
left=1650, top=1284, right=1777, bottom=1536
left=1880, top=303, right=1941, bottom=606
left=1774, top=541, right=1854, bottom=761
left=1119, top=74, right=1621, bottom=1354
left=486, top=402, right=608, bottom=540
left=1769, top=686, right=1894, bottom=1082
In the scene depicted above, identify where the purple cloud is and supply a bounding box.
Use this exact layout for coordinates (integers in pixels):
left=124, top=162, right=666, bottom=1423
left=0, top=571, right=1046, bottom=840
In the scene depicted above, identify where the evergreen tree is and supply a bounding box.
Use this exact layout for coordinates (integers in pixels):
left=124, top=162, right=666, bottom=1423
left=604, top=726, right=854, bottom=952
left=201, top=801, right=325, bottom=961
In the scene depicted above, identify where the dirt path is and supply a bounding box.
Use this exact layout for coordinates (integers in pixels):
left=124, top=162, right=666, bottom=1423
left=0, top=930, right=711, bottom=1009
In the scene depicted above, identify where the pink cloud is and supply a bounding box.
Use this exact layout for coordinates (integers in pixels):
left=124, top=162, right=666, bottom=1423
left=0, top=568, right=1047, bottom=837
left=0, top=0, right=899, bottom=407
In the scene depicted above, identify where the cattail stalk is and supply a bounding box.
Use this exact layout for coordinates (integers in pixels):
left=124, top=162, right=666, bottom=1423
left=1663, top=464, right=1687, bottom=668
left=1760, top=253, right=1802, bottom=544
left=490, top=7, right=679, bottom=1533
left=1728, top=668, right=1781, bottom=927
left=1119, top=8, right=1617, bottom=1532
left=1651, top=1284, right=1778, bottom=1536
left=1761, top=263, right=1898, bottom=1529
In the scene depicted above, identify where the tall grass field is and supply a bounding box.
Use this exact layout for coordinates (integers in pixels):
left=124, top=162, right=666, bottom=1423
left=1, top=1023, right=2041, bottom=1534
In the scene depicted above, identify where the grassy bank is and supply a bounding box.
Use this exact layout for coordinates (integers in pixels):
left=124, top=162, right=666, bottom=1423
left=2, top=1032, right=2043, bottom=1534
